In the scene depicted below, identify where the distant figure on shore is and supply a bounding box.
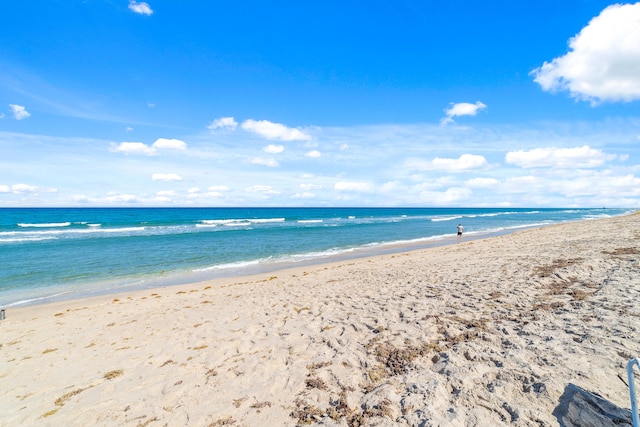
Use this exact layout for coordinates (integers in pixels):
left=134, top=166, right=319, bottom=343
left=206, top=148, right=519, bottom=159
left=457, top=223, right=464, bottom=243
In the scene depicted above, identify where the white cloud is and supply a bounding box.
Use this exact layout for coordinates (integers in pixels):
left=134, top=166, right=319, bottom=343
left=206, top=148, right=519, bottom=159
left=531, top=3, right=640, bottom=103
left=466, top=177, right=499, bottom=188
left=111, top=141, right=156, bottom=155
left=418, top=187, right=472, bottom=205
left=12, top=184, right=37, bottom=193
left=291, top=192, right=315, bottom=199
left=406, top=154, right=488, bottom=172
left=10, top=183, right=57, bottom=194
left=241, top=119, right=312, bottom=141
left=208, top=116, right=238, bottom=131
left=505, top=145, right=615, bottom=168
left=208, top=185, right=230, bottom=192
left=249, top=157, right=279, bottom=167
left=0, top=185, right=9, bottom=193
left=111, top=138, right=186, bottom=155
left=151, top=173, right=182, bottom=181
left=156, top=190, right=176, bottom=197
left=152, top=138, right=187, bottom=151
left=263, top=144, right=284, bottom=154
left=188, top=187, right=200, bottom=194
left=305, top=150, right=321, bottom=158
left=440, top=101, right=486, bottom=125
left=245, top=185, right=280, bottom=195
left=300, top=183, right=322, bottom=191
left=105, top=193, right=137, bottom=203
left=334, top=181, right=373, bottom=192
left=128, top=1, right=153, bottom=16
left=125, top=126, right=133, bottom=132
left=9, top=104, right=31, bottom=120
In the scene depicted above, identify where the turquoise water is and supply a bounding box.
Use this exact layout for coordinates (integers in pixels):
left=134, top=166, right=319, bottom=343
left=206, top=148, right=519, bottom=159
left=0, top=207, right=630, bottom=307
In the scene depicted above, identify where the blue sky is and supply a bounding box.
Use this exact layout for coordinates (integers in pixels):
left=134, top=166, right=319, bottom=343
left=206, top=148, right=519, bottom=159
left=1, top=1, right=640, bottom=207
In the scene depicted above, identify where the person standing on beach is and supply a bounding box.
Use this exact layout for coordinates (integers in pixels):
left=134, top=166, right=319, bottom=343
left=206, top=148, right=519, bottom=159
left=457, top=223, right=464, bottom=243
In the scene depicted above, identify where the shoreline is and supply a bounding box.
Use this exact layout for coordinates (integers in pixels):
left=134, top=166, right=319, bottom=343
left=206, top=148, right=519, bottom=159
left=2, top=219, right=587, bottom=309
left=2, top=212, right=640, bottom=425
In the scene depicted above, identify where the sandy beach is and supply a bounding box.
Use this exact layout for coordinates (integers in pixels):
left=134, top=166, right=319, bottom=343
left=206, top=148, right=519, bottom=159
left=2, top=212, right=640, bottom=426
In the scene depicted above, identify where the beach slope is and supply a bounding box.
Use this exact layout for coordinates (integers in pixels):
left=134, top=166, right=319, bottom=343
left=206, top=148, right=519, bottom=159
left=1, top=213, right=640, bottom=426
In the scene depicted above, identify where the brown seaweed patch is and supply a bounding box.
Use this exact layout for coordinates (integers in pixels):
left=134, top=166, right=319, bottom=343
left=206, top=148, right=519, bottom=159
left=307, top=361, right=332, bottom=371
left=291, top=399, right=325, bottom=425
left=55, top=386, right=92, bottom=407
left=232, top=396, right=248, bottom=408
left=250, top=401, right=272, bottom=409
left=534, top=258, right=583, bottom=277
left=208, top=416, right=236, bottom=426
left=42, top=348, right=58, bottom=354
left=192, top=345, right=208, bottom=350
left=603, top=247, right=640, bottom=256
left=41, top=408, right=60, bottom=418
left=306, top=376, right=328, bottom=390
left=104, top=369, right=124, bottom=380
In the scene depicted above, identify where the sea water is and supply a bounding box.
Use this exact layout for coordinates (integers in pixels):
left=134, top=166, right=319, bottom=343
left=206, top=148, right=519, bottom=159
left=0, top=207, right=630, bottom=307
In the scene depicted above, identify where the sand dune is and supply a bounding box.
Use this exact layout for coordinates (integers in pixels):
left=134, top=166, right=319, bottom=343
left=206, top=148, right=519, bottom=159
left=1, top=212, right=640, bottom=426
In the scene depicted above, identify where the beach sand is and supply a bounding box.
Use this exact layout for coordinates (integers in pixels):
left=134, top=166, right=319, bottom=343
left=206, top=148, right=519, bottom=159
left=1, top=212, right=640, bottom=426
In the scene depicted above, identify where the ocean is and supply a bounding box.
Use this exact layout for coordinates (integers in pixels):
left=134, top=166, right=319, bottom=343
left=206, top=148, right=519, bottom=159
left=0, top=207, right=630, bottom=307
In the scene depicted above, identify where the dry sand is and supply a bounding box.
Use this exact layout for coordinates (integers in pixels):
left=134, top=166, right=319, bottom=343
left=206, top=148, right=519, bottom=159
left=1, top=213, right=640, bottom=426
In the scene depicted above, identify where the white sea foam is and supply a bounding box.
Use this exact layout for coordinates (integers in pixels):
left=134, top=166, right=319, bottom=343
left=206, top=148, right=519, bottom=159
left=17, top=222, right=71, bottom=228
left=200, top=218, right=285, bottom=225
left=297, top=220, right=323, bottom=224
left=431, top=215, right=463, bottom=222
left=192, top=259, right=263, bottom=272
left=0, top=226, right=146, bottom=238
left=195, top=223, right=218, bottom=228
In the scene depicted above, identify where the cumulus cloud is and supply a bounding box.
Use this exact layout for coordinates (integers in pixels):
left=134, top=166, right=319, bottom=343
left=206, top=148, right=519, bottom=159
left=152, top=138, right=187, bottom=151
left=406, top=154, right=488, bottom=173
left=334, top=181, right=373, bottom=192
left=151, top=173, right=182, bottom=181
left=300, top=183, right=322, bottom=191
left=9, top=104, right=31, bottom=120
left=291, top=192, right=315, bottom=199
left=128, top=1, right=153, bottom=15
left=111, top=138, right=187, bottom=155
left=105, top=193, right=137, bottom=203
left=249, top=157, right=279, bottom=167
left=263, top=144, right=284, bottom=154
left=505, top=145, right=615, bottom=168
left=245, top=185, right=280, bottom=195
left=241, top=119, right=311, bottom=141
left=111, top=142, right=156, bottom=155
left=440, top=101, right=486, bottom=125
left=3, top=183, right=57, bottom=194
left=531, top=3, right=640, bottom=103
left=208, top=185, right=231, bottom=192
left=208, top=116, right=238, bottom=131
left=466, top=177, right=499, bottom=188
left=418, top=187, right=472, bottom=205
left=305, top=150, right=321, bottom=158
